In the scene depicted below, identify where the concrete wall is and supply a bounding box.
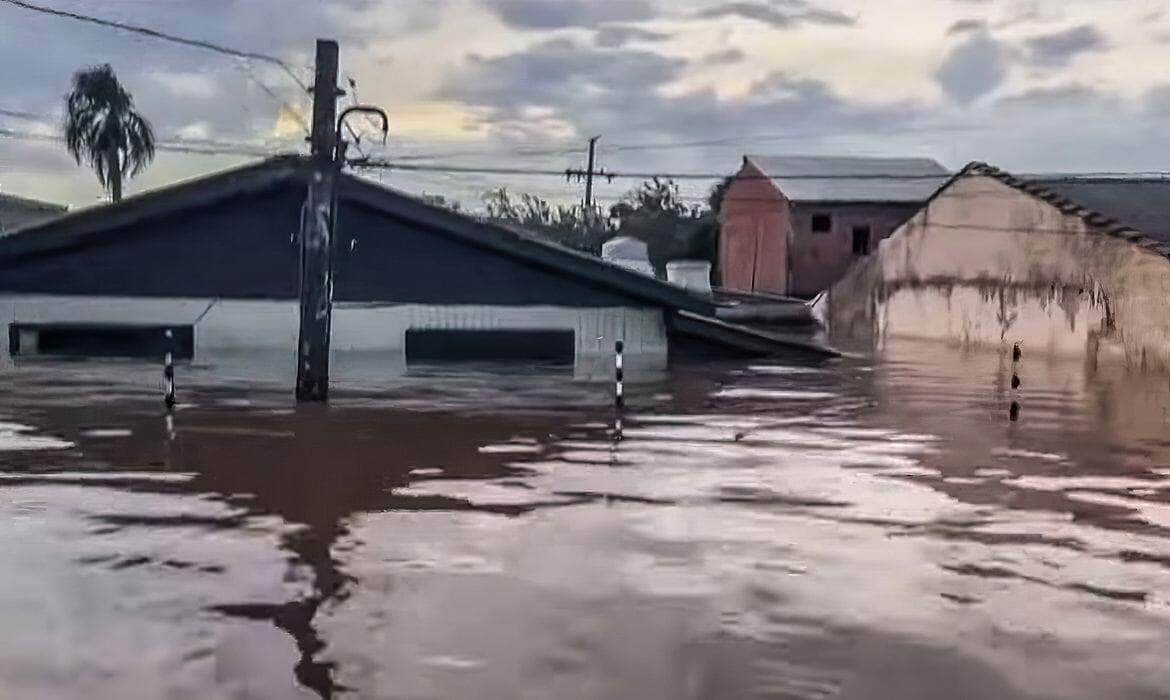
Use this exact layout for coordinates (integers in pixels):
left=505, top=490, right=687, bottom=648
left=0, top=295, right=668, bottom=380
left=719, top=161, right=789, bottom=293
left=788, top=202, right=920, bottom=297
left=829, top=175, right=1170, bottom=370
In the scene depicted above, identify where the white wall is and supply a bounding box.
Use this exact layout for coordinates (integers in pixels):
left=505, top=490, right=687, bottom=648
left=0, top=295, right=668, bottom=380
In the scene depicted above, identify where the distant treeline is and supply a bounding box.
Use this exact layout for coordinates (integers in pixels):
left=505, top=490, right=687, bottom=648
left=423, top=176, right=734, bottom=275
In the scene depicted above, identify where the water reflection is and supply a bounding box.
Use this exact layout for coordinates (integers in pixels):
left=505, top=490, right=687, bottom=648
left=1, top=346, right=1169, bottom=698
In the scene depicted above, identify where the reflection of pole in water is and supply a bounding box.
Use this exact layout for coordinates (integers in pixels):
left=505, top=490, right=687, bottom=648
left=614, top=340, right=624, bottom=442
left=164, top=329, right=176, bottom=410
left=1010, top=342, right=1021, bottom=422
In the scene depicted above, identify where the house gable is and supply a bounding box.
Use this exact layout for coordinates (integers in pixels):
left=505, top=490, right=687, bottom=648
left=0, top=158, right=713, bottom=314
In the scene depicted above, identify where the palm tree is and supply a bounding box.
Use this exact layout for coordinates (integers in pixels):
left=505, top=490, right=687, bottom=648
left=63, top=64, right=155, bottom=202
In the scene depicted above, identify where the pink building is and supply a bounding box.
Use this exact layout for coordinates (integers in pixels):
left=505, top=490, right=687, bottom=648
left=719, top=155, right=948, bottom=297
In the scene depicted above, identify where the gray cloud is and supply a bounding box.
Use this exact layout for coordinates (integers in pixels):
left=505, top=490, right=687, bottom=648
left=935, top=31, right=1010, bottom=104
left=481, top=0, right=657, bottom=29
left=440, top=39, right=685, bottom=110
left=593, top=24, right=671, bottom=48
left=1142, top=84, right=1170, bottom=115
left=437, top=39, right=923, bottom=154
left=701, top=48, right=745, bottom=64
left=0, top=0, right=414, bottom=143
left=693, top=1, right=854, bottom=28
left=995, top=83, right=1112, bottom=112
left=1025, top=25, right=1106, bottom=66
left=946, top=19, right=986, bottom=36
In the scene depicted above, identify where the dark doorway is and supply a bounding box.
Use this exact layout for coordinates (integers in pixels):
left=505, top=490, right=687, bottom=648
left=405, top=329, right=575, bottom=363
left=852, top=226, right=871, bottom=255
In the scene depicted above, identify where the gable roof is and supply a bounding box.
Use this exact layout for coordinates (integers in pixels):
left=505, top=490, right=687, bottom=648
left=949, top=162, right=1170, bottom=258
left=0, top=155, right=713, bottom=315
left=744, top=155, right=949, bottom=203
left=338, top=173, right=712, bottom=314
left=0, top=155, right=305, bottom=259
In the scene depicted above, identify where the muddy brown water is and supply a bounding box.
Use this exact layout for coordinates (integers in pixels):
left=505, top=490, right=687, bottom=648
left=2, top=341, right=1169, bottom=699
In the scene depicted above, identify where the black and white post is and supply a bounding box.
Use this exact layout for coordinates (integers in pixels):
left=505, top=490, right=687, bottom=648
left=614, top=340, right=624, bottom=410
left=164, top=328, right=176, bottom=410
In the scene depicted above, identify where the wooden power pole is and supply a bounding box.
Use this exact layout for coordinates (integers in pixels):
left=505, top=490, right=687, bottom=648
left=566, top=135, right=608, bottom=211
left=584, top=135, right=599, bottom=209
left=296, top=39, right=341, bottom=402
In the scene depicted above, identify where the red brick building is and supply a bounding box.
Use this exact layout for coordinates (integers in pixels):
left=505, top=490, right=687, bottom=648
left=719, top=155, right=948, bottom=297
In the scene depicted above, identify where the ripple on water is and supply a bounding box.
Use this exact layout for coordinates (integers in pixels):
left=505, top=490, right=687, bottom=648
left=3, top=346, right=1170, bottom=698
left=0, top=422, right=73, bottom=451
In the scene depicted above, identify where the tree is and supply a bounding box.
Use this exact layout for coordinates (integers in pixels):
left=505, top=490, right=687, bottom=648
left=420, top=193, right=463, bottom=212
left=479, top=179, right=719, bottom=273
left=482, top=188, right=610, bottom=252
left=707, top=174, right=735, bottom=214
left=608, top=178, right=714, bottom=271
left=64, top=64, right=155, bottom=202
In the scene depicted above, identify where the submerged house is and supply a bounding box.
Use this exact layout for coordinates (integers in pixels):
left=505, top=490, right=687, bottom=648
left=719, top=155, right=949, bottom=297
left=829, top=162, right=1170, bottom=371
left=0, top=156, right=815, bottom=382
left=0, top=192, right=67, bottom=233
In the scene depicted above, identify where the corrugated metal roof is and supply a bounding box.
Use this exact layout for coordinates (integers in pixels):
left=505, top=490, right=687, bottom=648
left=746, top=155, right=950, bottom=203
left=1027, top=178, right=1170, bottom=243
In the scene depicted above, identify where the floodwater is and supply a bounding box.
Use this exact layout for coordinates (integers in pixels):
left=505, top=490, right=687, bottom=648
left=2, top=342, right=1170, bottom=699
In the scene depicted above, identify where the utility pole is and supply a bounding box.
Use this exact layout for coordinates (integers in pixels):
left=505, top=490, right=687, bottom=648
left=296, top=38, right=341, bottom=402
left=565, top=135, right=609, bottom=211
left=584, top=135, right=599, bottom=209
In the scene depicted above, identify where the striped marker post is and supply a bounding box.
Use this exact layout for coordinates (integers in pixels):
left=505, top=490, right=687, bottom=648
left=164, top=329, right=176, bottom=410
left=614, top=340, right=624, bottom=410
left=614, top=340, right=624, bottom=441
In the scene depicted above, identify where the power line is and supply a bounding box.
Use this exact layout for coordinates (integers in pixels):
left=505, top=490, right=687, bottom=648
left=0, top=107, right=49, bottom=122
left=0, top=100, right=306, bottom=152
left=351, top=159, right=1170, bottom=182
left=0, top=126, right=284, bottom=157
left=351, top=160, right=940, bottom=180
left=0, top=0, right=309, bottom=92
left=235, top=62, right=310, bottom=134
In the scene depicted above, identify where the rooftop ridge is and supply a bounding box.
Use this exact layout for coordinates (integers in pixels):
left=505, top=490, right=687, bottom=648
left=955, top=161, right=1170, bottom=260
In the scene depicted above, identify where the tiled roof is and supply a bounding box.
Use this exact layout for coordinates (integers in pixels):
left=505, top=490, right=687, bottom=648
left=956, top=162, right=1170, bottom=258
left=745, top=155, right=950, bottom=203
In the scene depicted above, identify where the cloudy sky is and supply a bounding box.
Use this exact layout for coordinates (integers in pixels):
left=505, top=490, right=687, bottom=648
left=1, top=0, right=1169, bottom=210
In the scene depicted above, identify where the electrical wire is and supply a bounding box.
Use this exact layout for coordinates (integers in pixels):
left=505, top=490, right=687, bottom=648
left=236, top=62, right=310, bottom=134
left=0, top=107, right=49, bottom=122
left=353, top=159, right=1170, bottom=182
left=0, top=126, right=284, bottom=157
left=0, top=0, right=309, bottom=92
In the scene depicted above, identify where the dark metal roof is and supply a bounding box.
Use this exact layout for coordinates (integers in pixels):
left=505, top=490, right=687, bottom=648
left=952, top=162, right=1170, bottom=259
left=0, top=192, right=68, bottom=232
left=745, top=155, right=949, bottom=203
left=0, top=155, right=714, bottom=315
left=0, top=192, right=66, bottom=213
left=670, top=311, right=840, bottom=358
left=338, top=174, right=714, bottom=314
left=0, top=155, right=306, bottom=260
left=1028, top=178, right=1170, bottom=243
